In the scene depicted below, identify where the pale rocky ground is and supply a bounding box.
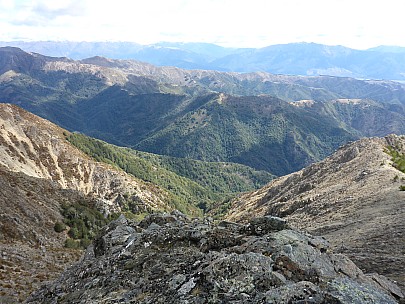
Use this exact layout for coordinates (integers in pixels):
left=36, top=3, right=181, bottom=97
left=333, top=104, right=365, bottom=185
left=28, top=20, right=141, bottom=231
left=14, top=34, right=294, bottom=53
left=224, top=135, right=405, bottom=295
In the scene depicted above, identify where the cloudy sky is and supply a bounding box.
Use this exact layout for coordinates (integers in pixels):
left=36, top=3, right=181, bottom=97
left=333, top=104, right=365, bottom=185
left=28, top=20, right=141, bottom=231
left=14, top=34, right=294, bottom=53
left=1, top=0, right=404, bottom=49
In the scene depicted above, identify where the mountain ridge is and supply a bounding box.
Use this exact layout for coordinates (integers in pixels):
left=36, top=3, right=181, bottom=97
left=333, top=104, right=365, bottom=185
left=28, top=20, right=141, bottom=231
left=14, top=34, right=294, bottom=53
left=220, top=134, right=405, bottom=293
left=1, top=41, right=405, bottom=80
left=2, top=47, right=405, bottom=176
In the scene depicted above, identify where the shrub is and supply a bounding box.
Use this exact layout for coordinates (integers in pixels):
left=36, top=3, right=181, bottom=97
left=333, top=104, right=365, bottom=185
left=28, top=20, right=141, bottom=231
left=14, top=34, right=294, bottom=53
left=80, top=238, right=92, bottom=248
left=60, top=200, right=112, bottom=249
left=386, top=146, right=405, bottom=173
left=54, top=221, right=66, bottom=233
left=68, top=226, right=81, bottom=239
left=64, top=238, right=80, bottom=249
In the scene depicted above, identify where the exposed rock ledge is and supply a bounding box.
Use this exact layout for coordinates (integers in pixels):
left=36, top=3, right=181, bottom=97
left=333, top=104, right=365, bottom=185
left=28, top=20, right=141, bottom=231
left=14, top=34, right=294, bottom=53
left=27, top=213, right=403, bottom=304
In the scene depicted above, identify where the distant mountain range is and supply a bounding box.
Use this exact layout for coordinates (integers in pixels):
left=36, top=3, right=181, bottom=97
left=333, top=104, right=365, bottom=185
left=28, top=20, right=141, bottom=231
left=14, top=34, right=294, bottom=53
left=1, top=47, right=405, bottom=176
left=1, top=41, right=405, bottom=80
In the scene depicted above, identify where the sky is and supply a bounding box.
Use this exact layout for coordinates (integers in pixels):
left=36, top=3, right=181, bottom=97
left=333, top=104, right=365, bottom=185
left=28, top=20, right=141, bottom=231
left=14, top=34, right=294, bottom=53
left=1, top=0, right=405, bottom=49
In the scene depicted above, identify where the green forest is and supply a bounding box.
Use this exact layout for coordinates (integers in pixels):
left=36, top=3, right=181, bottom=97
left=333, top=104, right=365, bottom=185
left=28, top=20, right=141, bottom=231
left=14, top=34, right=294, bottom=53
left=67, top=133, right=273, bottom=215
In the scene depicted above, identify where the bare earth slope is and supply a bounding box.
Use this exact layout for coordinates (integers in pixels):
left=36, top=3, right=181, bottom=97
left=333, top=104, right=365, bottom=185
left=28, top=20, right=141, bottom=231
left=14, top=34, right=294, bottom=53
left=0, top=103, right=171, bottom=214
left=224, top=135, right=405, bottom=293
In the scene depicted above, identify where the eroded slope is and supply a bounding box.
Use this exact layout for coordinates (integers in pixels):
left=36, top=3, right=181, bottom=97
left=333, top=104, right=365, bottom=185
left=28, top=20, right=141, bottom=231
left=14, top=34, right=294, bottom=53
left=0, top=103, right=171, bottom=214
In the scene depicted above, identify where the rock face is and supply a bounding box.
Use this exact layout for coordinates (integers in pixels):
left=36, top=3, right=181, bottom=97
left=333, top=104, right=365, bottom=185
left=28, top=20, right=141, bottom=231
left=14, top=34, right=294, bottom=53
left=223, top=135, right=405, bottom=294
left=27, top=213, right=401, bottom=303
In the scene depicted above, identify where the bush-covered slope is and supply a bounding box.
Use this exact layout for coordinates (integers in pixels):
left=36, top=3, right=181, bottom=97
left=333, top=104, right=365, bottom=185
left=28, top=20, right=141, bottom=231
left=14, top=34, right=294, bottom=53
left=76, top=87, right=216, bottom=146
left=67, top=133, right=273, bottom=211
left=129, top=150, right=272, bottom=193
left=136, top=94, right=357, bottom=175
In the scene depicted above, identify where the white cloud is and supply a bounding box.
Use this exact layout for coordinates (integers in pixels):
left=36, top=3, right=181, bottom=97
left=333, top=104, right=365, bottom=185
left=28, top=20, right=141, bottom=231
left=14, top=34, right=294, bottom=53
left=31, top=0, right=88, bottom=18
left=1, top=0, right=405, bottom=48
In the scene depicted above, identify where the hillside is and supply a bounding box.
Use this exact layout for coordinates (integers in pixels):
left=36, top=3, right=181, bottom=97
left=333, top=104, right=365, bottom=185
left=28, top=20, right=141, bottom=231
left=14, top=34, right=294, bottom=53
left=0, top=102, right=273, bottom=214
left=127, top=149, right=272, bottom=192
left=134, top=94, right=358, bottom=174
left=2, top=41, right=405, bottom=80
left=221, top=135, right=405, bottom=293
left=0, top=103, right=173, bottom=301
left=0, top=103, right=182, bottom=302
left=1, top=47, right=405, bottom=175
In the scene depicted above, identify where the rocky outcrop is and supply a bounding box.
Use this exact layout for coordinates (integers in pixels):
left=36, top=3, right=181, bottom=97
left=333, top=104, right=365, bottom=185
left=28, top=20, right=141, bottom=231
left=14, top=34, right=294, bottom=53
left=223, top=135, right=405, bottom=294
left=27, top=213, right=402, bottom=303
left=0, top=103, right=170, bottom=215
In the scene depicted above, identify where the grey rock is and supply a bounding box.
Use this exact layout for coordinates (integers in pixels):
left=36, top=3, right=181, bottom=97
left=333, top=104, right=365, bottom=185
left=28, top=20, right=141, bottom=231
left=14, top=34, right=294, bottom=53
left=178, top=277, right=196, bottom=295
left=367, top=273, right=405, bottom=299
left=327, top=277, right=399, bottom=304
left=247, top=216, right=288, bottom=235
left=26, top=213, right=401, bottom=303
